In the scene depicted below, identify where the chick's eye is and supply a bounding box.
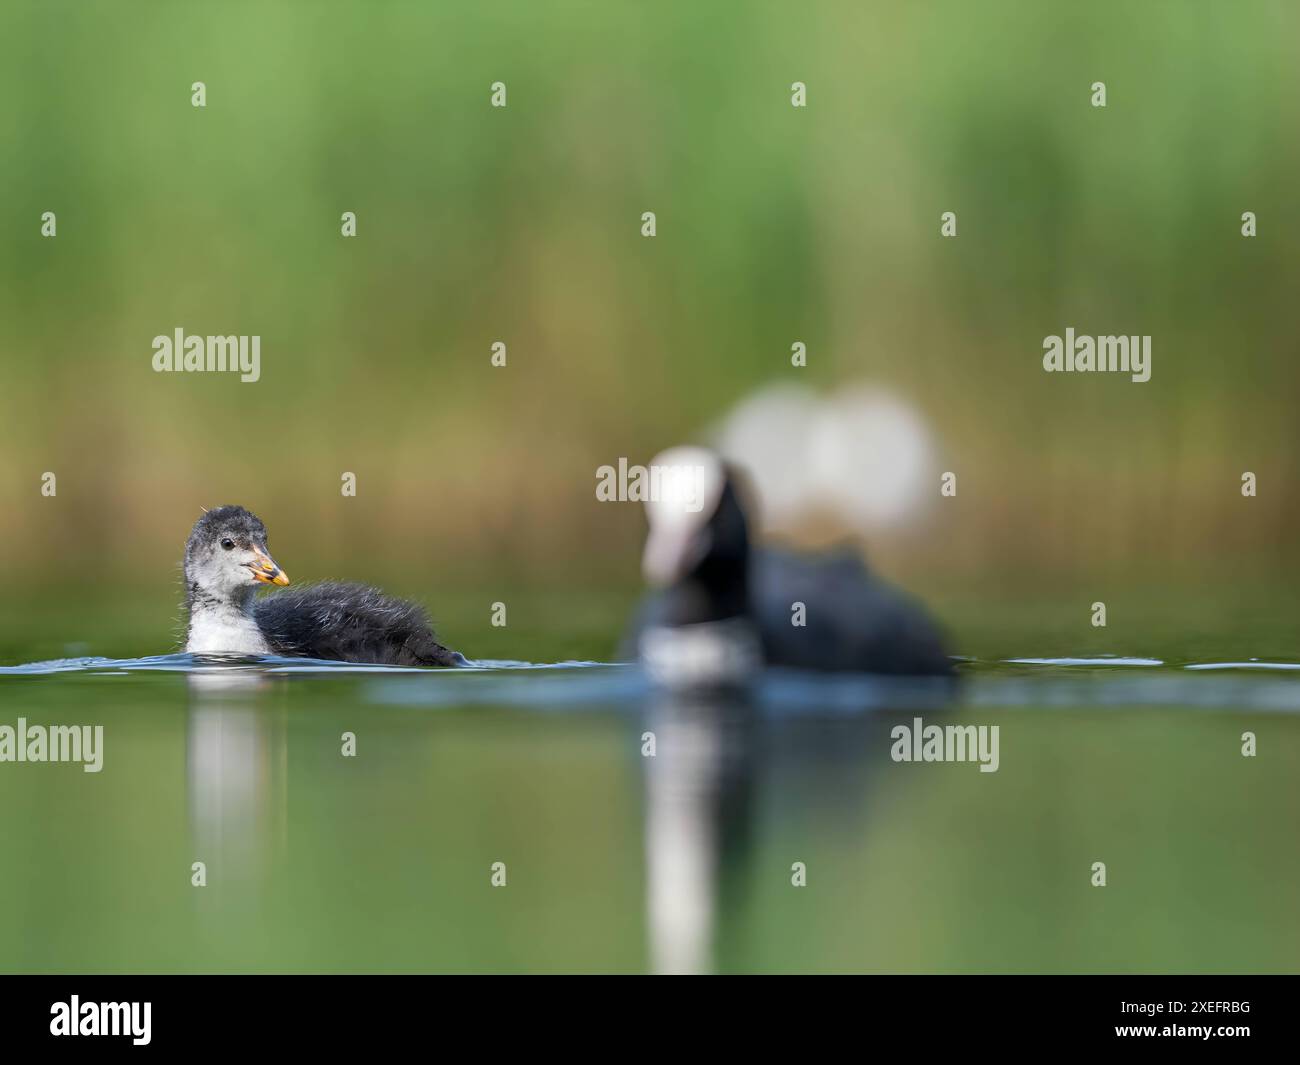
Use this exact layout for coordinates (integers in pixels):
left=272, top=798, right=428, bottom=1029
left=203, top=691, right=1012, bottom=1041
left=220, top=538, right=235, bottom=551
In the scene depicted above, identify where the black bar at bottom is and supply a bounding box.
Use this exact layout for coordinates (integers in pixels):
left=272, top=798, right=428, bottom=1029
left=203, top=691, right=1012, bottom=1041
left=0, top=975, right=1289, bottom=1051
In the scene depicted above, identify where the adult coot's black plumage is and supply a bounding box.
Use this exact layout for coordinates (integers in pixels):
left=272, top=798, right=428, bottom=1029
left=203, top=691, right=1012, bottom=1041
left=624, top=447, right=952, bottom=683
left=182, top=505, right=463, bottom=666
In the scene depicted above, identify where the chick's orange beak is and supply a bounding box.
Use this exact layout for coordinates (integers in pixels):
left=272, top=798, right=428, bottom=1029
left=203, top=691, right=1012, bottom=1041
left=249, top=549, right=289, bottom=586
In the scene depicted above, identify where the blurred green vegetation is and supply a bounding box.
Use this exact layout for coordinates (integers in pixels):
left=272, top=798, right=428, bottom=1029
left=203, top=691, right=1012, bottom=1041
left=1, top=1, right=1298, bottom=660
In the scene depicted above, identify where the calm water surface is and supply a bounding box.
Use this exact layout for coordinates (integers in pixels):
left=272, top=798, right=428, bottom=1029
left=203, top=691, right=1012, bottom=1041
left=1, top=652, right=1297, bottom=973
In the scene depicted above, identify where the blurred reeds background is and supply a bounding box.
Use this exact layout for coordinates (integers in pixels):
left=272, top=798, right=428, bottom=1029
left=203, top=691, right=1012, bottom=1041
left=1, top=0, right=1297, bottom=661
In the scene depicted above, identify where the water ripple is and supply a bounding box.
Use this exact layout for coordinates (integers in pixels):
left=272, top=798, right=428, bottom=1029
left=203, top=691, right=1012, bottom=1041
left=1, top=653, right=1296, bottom=712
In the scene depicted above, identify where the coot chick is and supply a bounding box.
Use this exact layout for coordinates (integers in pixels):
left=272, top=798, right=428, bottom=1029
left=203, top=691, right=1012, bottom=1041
left=182, top=505, right=463, bottom=666
left=624, top=447, right=953, bottom=682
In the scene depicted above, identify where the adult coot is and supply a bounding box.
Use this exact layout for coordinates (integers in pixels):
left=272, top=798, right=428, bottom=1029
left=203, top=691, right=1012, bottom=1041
left=625, top=447, right=952, bottom=683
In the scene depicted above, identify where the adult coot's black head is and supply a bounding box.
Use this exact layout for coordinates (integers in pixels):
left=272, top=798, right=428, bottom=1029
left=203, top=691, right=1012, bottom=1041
left=183, top=505, right=289, bottom=601
left=641, top=446, right=752, bottom=624
left=633, top=447, right=764, bottom=686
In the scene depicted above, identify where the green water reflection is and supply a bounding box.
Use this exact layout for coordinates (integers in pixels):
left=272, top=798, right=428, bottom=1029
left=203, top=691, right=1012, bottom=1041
left=0, top=664, right=1295, bottom=973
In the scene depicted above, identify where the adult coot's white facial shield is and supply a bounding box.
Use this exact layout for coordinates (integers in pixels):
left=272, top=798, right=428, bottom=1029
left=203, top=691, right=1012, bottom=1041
left=641, top=446, right=726, bottom=586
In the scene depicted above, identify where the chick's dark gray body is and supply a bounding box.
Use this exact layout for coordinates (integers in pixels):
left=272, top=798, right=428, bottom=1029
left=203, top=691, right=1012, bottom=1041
left=253, top=581, right=462, bottom=667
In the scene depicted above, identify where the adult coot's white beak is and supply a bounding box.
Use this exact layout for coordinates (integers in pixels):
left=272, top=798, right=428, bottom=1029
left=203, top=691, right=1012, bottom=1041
left=643, top=522, right=708, bottom=586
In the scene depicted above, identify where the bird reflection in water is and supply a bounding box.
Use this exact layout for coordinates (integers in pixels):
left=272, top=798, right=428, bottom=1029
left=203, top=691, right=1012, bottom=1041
left=185, top=669, right=285, bottom=924
left=643, top=687, right=758, bottom=974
